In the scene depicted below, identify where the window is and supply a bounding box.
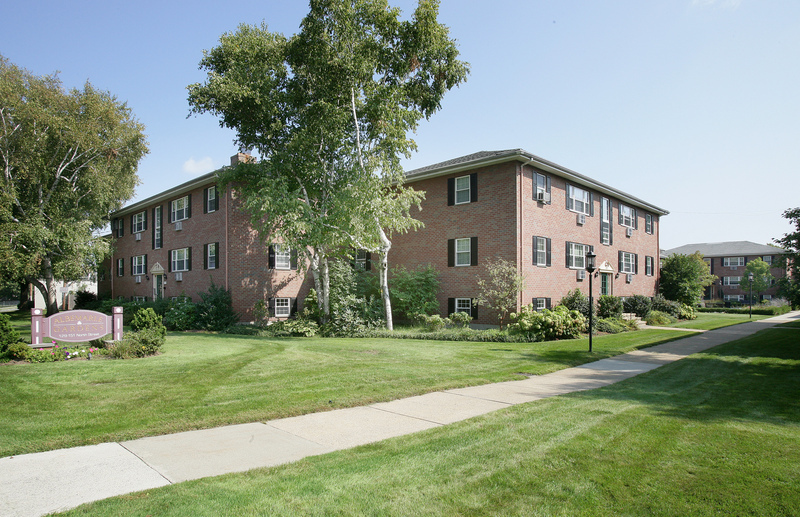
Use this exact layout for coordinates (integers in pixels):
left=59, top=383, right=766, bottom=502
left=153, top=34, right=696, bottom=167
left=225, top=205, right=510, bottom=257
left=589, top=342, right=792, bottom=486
left=763, top=294, right=772, bottom=301
left=170, top=195, right=190, bottom=222
left=533, top=298, right=551, bottom=311
left=566, top=242, right=591, bottom=269
left=723, top=276, right=742, bottom=287
left=534, top=172, right=551, bottom=203
left=113, top=218, right=124, bottom=238
left=171, top=248, right=190, bottom=272
left=723, top=257, right=745, bottom=267
left=153, top=206, right=162, bottom=249
left=724, top=294, right=744, bottom=302
left=601, top=198, right=613, bottom=245
left=275, top=245, right=291, bottom=270
left=448, top=297, right=477, bottom=319
left=763, top=255, right=773, bottom=265
left=132, top=211, right=146, bottom=234
left=645, top=256, right=654, bottom=276
left=619, top=251, right=637, bottom=274
left=645, top=213, right=654, bottom=234
left=533, top=236, right=551, bottom=267
left=354, top=250, right=371, bottom=270
left=448, top=173, right=477, bottom=205
left=455, top=298, right=473, bottom=314
left=274, top=298, right=291, bottom=317
left=132, top=255, right=146, bottom=276
left=133, top=296, right=147, bottom=303
left=567, top=185, right=592, bottom=215
left=455, top=238, right=471, bottom=266
left=619, top=204, right=636, bottom=228
left=204, top=186, right=218, bottom=213
left=205, top=243, right=219, bottom=270
left=117, top=258, right=124, bottom=277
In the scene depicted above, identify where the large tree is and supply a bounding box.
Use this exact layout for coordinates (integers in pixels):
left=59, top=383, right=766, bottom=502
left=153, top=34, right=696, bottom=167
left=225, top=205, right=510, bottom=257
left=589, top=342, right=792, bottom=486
left=188, top=0, right=468, bottom=328
left=742, top=258, right=774, bottom=303
left=775, top=207, right=800, bottom=308
left=0, top=56, right=148, bottom=314
left=659, top=252, right=717, bottom=306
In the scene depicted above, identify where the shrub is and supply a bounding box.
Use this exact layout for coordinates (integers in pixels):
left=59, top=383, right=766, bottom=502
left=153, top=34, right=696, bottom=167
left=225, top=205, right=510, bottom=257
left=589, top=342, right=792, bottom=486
left=389, top=264, right=440, bottom=322
left=448, top=311, right=472, bottom=328
left=419, top=314, right=448, bottom=332
left=595, top=317, right=628, bottom=334
left=5, top=341, right=29, bottom=360
left=597, top=295, right=623, bottom=319
left=645, top=310, right=676, bottom=326
left=109, top=328, right=165, bottom=359
left=0, top=313, right=21, bottom=352
left=162, top=300, right=197, bottom=331
left=324, top=260, right=384, bottom=335
left=130, top=308, right=166, bottom=340
left=266, top=318, right=319, bottom=337
left=196, top=282, right=239, bottom=331
left=677, top=303, right=697, bottom=320
left=508, top=305, right=587, bottom=342
left=651, top=294, right=681, bottom=318
left=623, top=295, right=652, bottom=318
left=73, top=289, right=99, bottom=310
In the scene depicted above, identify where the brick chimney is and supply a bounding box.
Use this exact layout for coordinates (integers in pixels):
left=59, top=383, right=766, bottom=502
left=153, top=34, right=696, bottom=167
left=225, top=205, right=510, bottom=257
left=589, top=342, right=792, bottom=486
left=230, top=153, right=254, bottom=166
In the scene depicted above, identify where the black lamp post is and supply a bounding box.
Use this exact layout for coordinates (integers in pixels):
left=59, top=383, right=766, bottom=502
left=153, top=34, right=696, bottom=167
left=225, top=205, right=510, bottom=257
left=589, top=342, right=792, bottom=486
left=748, top=272, right=754, bottom=319
left=585, top=250, right=596, bottom=353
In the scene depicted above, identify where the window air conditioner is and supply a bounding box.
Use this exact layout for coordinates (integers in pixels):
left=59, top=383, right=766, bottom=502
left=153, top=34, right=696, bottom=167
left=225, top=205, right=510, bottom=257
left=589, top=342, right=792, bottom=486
left=135, top=275, right=142, bottom=284
left=135, top=233, right=142, bottom=241
left=576, top=269, right=586, bottom=280
left=576, top=213, right=586, bottom=225
left=537, top=191, right=550, bottom=203
left=626, top=273, right=633, bottom=283
left=730, top=266, right=737, bottom=271
left=174, top=221, right=183, bottom=231
left=626, top=227, right=633, bottom=237
left=174, top=272, right=183, bottom=282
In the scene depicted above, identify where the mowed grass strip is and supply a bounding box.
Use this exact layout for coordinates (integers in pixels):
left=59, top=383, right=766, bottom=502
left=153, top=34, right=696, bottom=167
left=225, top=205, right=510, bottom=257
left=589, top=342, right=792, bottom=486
left=0, top=329, right=688, bottom=456
left=60, top=325, right=800, bottom=517
left=667, top=312, right=769, bottom=330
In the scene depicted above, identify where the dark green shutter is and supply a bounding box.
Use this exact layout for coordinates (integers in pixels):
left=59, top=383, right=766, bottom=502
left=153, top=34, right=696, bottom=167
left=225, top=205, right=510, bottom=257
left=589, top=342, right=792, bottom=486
left=470, top=173, right=478, bottom=203
left=470, top=237, right=478, bottom=266
left=448, top=239, right=455, bottom=267
left=447, top=178, right=455, bottom=206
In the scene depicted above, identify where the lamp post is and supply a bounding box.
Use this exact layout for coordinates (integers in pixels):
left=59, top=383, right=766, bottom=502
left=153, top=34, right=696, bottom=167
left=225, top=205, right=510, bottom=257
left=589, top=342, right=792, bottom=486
left=585, top=250, right=596, bottom=353
left=748, top=272, right=754, bottom=319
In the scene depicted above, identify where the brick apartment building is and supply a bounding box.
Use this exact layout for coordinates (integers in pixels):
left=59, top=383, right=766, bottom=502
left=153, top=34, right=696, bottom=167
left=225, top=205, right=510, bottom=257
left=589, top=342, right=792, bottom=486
left=663, top=241, right=787, bottom=303
left=101, top=149, right=668, bottom=324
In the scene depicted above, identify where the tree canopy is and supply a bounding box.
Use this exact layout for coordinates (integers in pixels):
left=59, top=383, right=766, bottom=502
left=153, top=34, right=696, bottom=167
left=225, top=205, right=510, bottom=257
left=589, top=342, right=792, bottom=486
left=775, top=207, right=800, bottom=308
left=0, top=55, right=148, bottom=313
left=187, top=0, right=468, bottom=327
left=742, top=258, right=774, bottom=301
left=659, top=252, right=716, bottom=306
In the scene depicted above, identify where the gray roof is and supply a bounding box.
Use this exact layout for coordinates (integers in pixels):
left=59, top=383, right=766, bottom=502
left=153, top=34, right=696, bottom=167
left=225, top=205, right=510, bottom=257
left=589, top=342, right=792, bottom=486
left=664, top=241, right=787, bottom=257
left=406, top=149, right=669, bottom=216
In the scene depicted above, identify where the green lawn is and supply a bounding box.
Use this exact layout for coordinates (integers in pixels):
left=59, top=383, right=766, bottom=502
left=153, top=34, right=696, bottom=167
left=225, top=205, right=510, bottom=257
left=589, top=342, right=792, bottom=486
left=57, top=322, right=800, bottom=516
left=0, top=329, right=691, bottom=457
left=666, top=312, right=769, bottom=330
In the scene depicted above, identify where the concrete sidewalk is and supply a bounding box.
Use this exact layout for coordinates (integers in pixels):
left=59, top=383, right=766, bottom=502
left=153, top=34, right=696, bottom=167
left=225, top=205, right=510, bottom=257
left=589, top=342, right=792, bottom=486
left=2, top=312, right=798, bottom=517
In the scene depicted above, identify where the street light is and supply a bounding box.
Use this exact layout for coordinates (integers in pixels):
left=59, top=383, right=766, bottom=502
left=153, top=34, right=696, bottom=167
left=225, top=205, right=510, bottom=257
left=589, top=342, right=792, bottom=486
left=748, top=272, right=754, bottom=319
left=585, top=250, right=596, bottom=353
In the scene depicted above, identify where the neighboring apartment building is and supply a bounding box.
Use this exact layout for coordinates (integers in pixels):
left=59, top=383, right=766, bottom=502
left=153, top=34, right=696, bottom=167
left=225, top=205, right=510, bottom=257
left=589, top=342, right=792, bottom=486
left=663, top=241, right=788, bottom=303
left=101, top=149, right=668, bottom=324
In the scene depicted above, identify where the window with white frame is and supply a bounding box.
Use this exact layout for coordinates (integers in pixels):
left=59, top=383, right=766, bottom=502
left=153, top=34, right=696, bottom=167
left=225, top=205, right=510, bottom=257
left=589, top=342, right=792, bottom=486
left=117, top=258, right=124, bottom=277
left=132, top=211, right=146, bottom=233
left=619, top=204, right=635, bottom=228
left=724, top=294, right=744, bottom=302
left=567, top=185, right=591, bottom=215
left=455, top=298, right=473, bottom=314
left=275, top=244, right=291, bottom=270
left=567, top=242, right=590, bottom=269
left=533, top=236, right=550, bottom=267
left=454, top=175, right=471, bottom=205
left=133, top=296, right=146, bottom=303
left=645, top=213, right=654, bottom=234
left=763, top=294, right=772, bottom=301
left=645, top=256, right=654, bottom=276
left=620, top=251, right=636, bottom=274
left=723, top=257, right=745, bottom=267
left=171, top=196, right=189, bottom=222
left=534, top=173, right=549, bottom=201
left=723, top=276, right=742, bottom=287
left=355, top=249, right=369, bottom=269
left=132, top=255, right=146, bottom=276
left=534, top=298, right=547, bottom=311
left=274, top=298, right=291, bottom=317
left=153, top=206, right=162, bottom=249
left=206, top=186, right=217, bottom=213
left=171, top=248, right=189, bottom=272
left=206, top=243, right=217, bottom=270
left=763, top=255, right=773, bottom=265
left=455, top=238, right=472, bottom=266
left=601, top=198, right=612, bottom=245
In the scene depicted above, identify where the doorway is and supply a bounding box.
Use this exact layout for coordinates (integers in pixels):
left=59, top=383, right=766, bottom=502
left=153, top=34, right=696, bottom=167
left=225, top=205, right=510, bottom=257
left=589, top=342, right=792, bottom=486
left=601, top=272, right=612, bottom=296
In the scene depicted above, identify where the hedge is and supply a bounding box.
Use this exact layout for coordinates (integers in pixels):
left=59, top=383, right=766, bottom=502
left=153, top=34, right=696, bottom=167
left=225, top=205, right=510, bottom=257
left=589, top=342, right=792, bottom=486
left=697, top=305, right=790, bottom=316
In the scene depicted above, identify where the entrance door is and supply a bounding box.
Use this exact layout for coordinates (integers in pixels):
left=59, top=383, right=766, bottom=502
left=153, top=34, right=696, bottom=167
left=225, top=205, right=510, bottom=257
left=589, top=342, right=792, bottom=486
left=153, top=274, right=164, bottom=300
left=601, top=273, right=611, bottom=296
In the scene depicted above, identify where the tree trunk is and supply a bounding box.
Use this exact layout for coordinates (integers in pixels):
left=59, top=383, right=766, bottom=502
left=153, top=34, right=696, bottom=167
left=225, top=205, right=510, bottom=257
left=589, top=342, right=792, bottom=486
left=321, top=257, right=330, bottom=319
left=377, top=226, right=393, bottom=330
left=309, top=249, right=330, bottom=323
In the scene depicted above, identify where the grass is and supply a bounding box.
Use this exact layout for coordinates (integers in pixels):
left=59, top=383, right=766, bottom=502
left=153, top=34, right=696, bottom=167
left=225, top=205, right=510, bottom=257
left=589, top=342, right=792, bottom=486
left=58, top=321, right=800, bottom=516
left=665, top=312, right=770, bottom=330
left=0, top=328, right=692, bottom=457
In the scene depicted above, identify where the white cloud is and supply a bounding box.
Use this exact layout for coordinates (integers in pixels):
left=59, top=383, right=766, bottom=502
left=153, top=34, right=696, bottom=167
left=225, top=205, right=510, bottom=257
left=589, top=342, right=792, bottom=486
left=182, top=157, right=215, bottom=175
left=691, top=0, right=743, bottom=8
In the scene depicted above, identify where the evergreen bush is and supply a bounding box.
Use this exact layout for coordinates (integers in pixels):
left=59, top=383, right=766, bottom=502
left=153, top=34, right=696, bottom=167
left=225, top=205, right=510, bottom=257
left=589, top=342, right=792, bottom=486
left=196, top=281, right=239, bottom=331
left=597, top=295, right=623, bottom=319
left=0, top=313, right=21, bottom=352
left=623, top=295, right=652, bottom=318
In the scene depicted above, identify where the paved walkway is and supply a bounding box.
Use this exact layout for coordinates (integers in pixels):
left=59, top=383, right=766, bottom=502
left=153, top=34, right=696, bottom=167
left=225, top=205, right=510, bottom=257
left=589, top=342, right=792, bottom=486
left=2, top=312, right=798, bottom=517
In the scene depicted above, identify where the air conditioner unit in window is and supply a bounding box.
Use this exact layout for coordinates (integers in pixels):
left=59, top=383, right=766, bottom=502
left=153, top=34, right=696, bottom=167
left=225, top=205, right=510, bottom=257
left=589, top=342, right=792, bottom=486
left=135, top=275, right=142, bottom=284
left=626, top=227, right=633, bottom=237
left=576, top=269, right=586, bottom=280
left=576, top=213, right=586, bottom=225
left=730, top=266, right=737, bottom=270
left=174, top=272, right=183, bottom=282
left=536, top=191, right=550, bottom=203
left=174, top=221, right=183, bottom=231
left=135, top=233, right=142, bottom=241
left=626, top=273, right=633, bottom=283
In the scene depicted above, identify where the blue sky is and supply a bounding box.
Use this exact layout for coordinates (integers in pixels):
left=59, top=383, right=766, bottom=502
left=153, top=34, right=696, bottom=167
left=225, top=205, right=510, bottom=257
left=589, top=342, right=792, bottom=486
left=3, top=0, right=798, bottom=249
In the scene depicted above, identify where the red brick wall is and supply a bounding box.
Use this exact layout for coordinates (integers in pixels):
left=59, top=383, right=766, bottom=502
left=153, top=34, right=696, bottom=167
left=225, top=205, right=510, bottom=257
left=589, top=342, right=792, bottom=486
left=707, top=255, right=786, bottom=300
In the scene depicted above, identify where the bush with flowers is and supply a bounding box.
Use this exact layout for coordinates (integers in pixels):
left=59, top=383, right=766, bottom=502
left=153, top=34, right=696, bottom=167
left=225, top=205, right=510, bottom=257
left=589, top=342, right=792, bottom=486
left=9, top=340, right=108, bottom=363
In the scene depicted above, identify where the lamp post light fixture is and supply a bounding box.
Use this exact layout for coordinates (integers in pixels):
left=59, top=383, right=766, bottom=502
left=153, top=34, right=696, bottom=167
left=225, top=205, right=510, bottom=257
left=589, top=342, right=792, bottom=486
left=585, top=250, right=597, bottom=353
left=748, top=272, right=754, bottom=319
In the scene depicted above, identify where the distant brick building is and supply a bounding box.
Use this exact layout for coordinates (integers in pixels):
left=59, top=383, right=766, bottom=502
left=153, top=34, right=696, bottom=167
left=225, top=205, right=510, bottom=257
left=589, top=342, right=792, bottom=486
left=663, top=241, right=788, bottom=303
left=102, top=149, right=668, bottom=324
